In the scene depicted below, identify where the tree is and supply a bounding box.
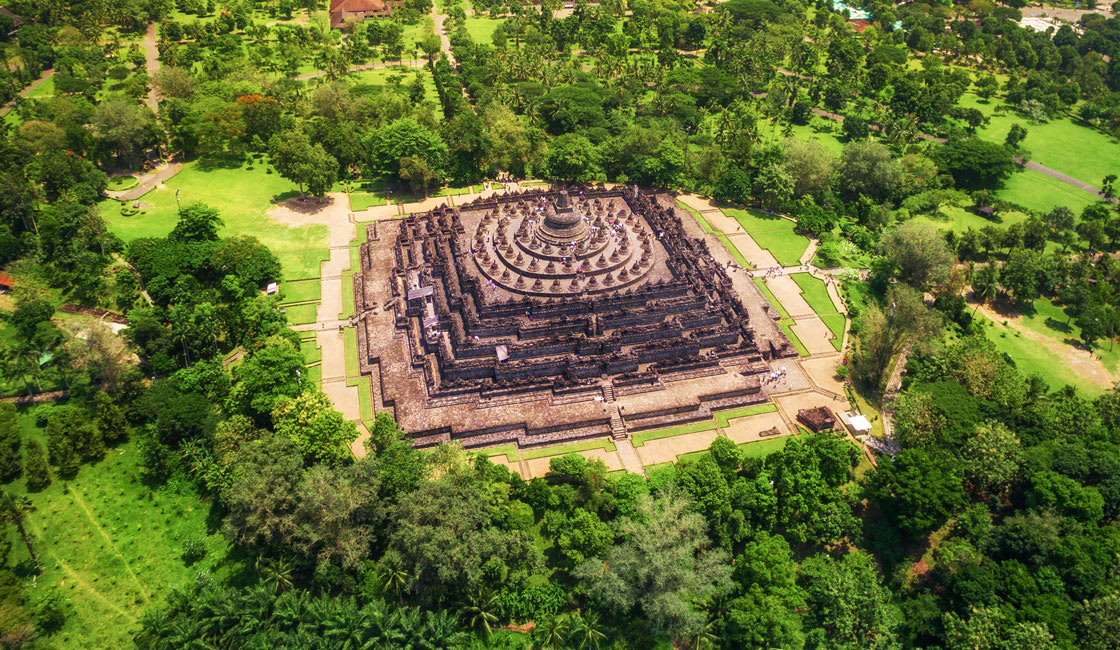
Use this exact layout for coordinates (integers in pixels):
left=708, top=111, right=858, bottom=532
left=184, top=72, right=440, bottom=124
left=546, top=133, right=600, bottom=182
left=389, top=474, right=542, bottom=605
left=269, top=130, right=338, bottom=197
left=933, top=138, right=1017, bottom=190
left=944, top=607, right=1058, bottom=650
left=169, top=203, right=223, bottom=242
left=867, top=448, right=965, bottom=537
left=713, top=166, right=751, bottom=204
left=799, top=551, right=899, bottom=650
left=398, top=154, right=438, bottom=196
left=971, top=264, right=1000, bottom=311
left=974, top=75, right=999, bottom=100
left=878, top=221, right=953, bottom=289
left=0, top=490, right=42, bottom=574
left=366, top=118, right=448, bottom=181
left=837, top=141, right=901, bottom=201
left=961, top=422, right=1022, bottom=500
left=461, top=588, right=499, bottom=638
left=851, top=284, right=943, bottom=392
left=227, top=334, right=305, bottom=421
left=1077, top=301, right=1117, bottom=351
left=782, top=138, right=836, bottom=200
left=1076, top=593, right=1120, bottom=650
left=1000, top=248, right=1046, bottom=304
left=90, top=99, right=161, bottom=167
left=574, top=490, right=733, bottom=640
left=1005, top=123, right=1028, bottom=149
left=271, top=389, right=359, bottom=465
left=23, top=440, right=51, bottom=492
left=0, top=403, right=19, bottom=482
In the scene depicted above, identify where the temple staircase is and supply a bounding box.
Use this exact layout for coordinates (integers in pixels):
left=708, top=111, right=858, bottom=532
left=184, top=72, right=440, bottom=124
left=609, top=406, right=628, bottom=440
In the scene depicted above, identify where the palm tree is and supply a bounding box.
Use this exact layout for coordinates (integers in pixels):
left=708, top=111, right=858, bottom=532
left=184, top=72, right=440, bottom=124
left=460, top=587, right=499, bottom=638
left=0, top=491, right=42, bottom=574
left=971, top=264, right=1000, bottom=314
left=380, top=560, right=411, bottom=605
left=257, top=556, right=294, bottom=593
left=568, top=610, right=607, bottom=650
left=532, top=613, right=570, bottom=650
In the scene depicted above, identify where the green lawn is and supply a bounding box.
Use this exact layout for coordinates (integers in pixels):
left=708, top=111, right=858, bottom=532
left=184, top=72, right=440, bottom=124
left=994, top=297, right=1120, bottom=375
left=340, top=273, right=355, bottom=320
left=790, top=273, right=835, bottom=316
left=910, top=204, right=1032, bottom=235
left=5, top=407, right=230, bottom=650
left=26, top=75, right=54, bottom=99
left=280, top=279, right=321, bottom=304
left=281, top=302, right=318, bottom=325
left=106, top=175, right=139, bottom=192
left=98, top=162, right=330, bottom=280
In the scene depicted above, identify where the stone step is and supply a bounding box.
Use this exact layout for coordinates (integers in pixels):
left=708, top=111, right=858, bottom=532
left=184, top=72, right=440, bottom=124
left=603, top=382, right=616, bottom=403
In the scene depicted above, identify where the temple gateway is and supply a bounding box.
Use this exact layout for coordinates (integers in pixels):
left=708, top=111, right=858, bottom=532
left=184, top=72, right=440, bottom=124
left=354, top=185, right=796, bottom=450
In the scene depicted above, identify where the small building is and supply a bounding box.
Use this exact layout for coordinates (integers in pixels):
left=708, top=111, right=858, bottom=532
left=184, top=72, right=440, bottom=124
left=796, top=406, right=837, bottom=433
left=265, top=281, right=279, bottom=295
left=976, top=206, right=995, bottom=219
left=0, top=271, right=13, bottom=293
left=844, top=413, right=872, bottom=436
left=329, top=0, right=401, bottom=29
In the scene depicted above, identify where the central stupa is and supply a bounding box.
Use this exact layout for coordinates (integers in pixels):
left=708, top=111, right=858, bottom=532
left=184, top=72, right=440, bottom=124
left=537, top=190, right=590, bottom=244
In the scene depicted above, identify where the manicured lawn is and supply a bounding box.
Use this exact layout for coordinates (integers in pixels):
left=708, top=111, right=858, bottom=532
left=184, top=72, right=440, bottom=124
left=910, top=204, right=1032, bottom=235
left=820, top=313, right=847, bottom=351
left=281, top=302, right=318, bottom=325
left=714, top=402, right=779, bottom=426
left=106, top=175, right=139, bottom=191
left=280, top=279, right=321, bottom=304
left=6, top=407, right=230, bottom=650
left=723, top=208, right=809, bottom=265
left=344, top=327, right=359, bottom=378
left=477, top=443, right=520, bottom=463
left=301, top=339, right=322, bottom=364
left=753, top=277, right=812, bottom=356
left=521, top=439, right=617, bottom=460
left=994, top=297, right=1120, bottom=374
left=790, top=273, right=835, bottom=315
left=349, top=191, right=387, bottom=211
left=778, top=321, right=810, bottom=356
left=340, top=273, right=355, bottom=320
left=675, top=199, right=750, bottom=267
left=98, top=162, right=330, bottom=281
left=632, top=421, right=717, bottom=447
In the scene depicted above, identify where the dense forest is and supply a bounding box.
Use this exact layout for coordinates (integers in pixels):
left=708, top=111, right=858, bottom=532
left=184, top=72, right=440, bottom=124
left=1, top=0, right=1120, bottom=647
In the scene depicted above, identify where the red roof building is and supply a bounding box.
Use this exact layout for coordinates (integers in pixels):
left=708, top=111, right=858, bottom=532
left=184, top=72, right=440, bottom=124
left=0, top=271, right=14, bottom=291
left=329, top=0, right=401, bottom=29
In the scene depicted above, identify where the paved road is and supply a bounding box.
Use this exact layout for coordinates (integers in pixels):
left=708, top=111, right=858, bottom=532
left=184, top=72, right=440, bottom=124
left=0, top=68, right=55, bottom=116
left=108, top=162, right=183, bottom=201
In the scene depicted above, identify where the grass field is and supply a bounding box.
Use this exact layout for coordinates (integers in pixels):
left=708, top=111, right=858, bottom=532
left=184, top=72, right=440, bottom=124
left=5, top=407, right=229, bottom=650
left=978, top=315, right=1106, bottom=396
left=301, top=339, right=322, bottom=364
left=959, top=93, right=1120, bottom=192
left=98, top=162, right=330, bottom=281
left=753, top=277, right=813, bottom=355
left=462, top=17, right=501, bottom=44
left=106, top=175, right=139, bottom=192
left=997, top=167, right=1096, bottom=215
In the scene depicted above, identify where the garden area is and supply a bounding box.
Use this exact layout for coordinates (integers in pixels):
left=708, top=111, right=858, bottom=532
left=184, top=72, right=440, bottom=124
left=723, top=208, right=810, bottom=266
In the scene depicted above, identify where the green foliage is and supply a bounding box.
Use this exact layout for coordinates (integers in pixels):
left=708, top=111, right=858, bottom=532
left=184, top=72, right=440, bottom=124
left=867, top=448, right=965, bottom=537
left=23, top=439, right=51, bottom=492
left=271, top=389, right=358, bottom=465
left=0, top=403, right=20, bottom=483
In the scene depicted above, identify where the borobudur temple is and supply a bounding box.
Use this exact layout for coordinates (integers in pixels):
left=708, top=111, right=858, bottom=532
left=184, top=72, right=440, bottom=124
left=353, top=184, right=797, bottom=450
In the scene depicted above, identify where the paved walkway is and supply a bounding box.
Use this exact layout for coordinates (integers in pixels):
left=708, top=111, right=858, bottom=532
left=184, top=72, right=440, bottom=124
left=106, top=162, right=183, bottom=201
left=0, top=68, right=55, bottom=116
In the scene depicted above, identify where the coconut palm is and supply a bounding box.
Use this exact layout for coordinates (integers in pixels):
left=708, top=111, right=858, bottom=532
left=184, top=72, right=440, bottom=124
left=460, top=587, right=499, bottom=638
left=971, top=263, right=1000, bottom=314
left=0, top=490, right=42, bottom=574
left=532, top=613, right=570, bottom=650
left=568, top=610, right=607, bottom=650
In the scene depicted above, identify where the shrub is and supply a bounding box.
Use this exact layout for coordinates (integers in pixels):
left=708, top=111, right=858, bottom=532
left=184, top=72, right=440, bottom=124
left=181, top=537, right=207, bottom=565
left=33, top=591, right=70, bottom=634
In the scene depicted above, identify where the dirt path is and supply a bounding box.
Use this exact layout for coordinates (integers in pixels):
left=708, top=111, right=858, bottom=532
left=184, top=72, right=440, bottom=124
left=142, top=22, right=160, bottom=115
left=293, top=59, right=423, bottom=81
left=0, top=68, right=55, bottom=116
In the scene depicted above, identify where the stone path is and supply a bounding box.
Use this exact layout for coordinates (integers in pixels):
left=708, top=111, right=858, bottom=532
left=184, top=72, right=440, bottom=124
left=0, top=68, right=54, bottom=116
left=106, top=162, right=184, bottom=201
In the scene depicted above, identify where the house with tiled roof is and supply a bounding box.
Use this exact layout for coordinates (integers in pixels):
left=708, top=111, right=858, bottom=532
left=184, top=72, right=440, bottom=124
left=329, top=0, right=401, bottom=29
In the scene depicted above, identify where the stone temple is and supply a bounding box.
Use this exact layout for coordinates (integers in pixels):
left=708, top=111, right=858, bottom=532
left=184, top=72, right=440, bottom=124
left=354, top=185, right=796, bottom=449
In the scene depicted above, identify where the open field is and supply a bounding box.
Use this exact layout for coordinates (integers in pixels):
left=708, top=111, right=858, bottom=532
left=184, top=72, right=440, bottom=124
left=98, top=162, right=329, bottom=280
left=5, top=407, right=229, bottom=650
left=959, top=93, right=1120, bottom=191
left=462, top=17, right=501, bottom=44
